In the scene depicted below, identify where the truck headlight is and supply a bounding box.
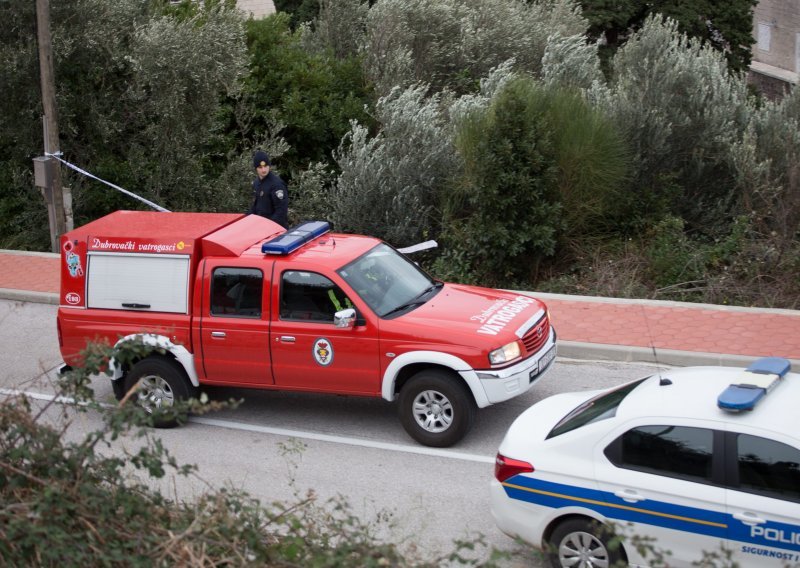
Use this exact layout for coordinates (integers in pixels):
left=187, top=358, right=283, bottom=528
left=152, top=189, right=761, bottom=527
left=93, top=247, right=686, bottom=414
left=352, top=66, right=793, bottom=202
left=489, top=341, right=521, bottom=365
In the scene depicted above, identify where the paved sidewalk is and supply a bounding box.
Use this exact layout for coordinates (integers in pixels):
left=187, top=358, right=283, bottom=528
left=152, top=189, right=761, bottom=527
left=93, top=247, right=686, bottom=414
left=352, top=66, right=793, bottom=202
left=2, top=249, right=799, bottom=368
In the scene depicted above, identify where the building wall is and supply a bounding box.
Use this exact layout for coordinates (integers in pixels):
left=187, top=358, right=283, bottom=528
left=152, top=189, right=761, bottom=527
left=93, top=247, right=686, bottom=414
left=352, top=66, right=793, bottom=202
left=236, top=0, right=275, bottom=19
left=750, top=0, right=799, bottom=98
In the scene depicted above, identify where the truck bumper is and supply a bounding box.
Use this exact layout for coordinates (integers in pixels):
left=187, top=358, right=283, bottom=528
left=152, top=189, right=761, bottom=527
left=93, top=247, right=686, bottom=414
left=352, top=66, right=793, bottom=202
left=468, top=327, right=557, bottom=406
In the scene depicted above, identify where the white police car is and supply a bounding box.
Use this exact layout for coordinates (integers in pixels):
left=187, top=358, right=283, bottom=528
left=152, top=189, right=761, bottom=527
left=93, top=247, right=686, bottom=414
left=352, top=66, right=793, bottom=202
left=490, top=357, right=800, bottom=567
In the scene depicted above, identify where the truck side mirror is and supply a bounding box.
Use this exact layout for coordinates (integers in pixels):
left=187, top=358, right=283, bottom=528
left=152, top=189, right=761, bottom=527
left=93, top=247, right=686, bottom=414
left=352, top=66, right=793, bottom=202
left=334, top=308, right=356, bottom=329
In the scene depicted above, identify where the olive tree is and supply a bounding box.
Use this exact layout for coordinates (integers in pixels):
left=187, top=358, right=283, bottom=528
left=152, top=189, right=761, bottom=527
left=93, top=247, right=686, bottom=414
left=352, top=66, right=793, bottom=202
left=0, top=0, right=250, bottom=248
left=331, top=85, right=460, bottom=246
left=589, top=15, right=750, bottom=233
left=360, top=0, right=588, bottom=96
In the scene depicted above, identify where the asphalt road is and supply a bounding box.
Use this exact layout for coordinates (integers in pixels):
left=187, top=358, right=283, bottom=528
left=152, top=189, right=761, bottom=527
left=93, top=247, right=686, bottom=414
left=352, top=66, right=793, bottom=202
left=0, top=299, right=663, bottom=565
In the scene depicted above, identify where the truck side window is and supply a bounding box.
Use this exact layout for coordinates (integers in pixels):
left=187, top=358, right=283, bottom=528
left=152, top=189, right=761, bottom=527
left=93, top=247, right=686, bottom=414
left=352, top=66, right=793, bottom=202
left=210, top=267, right=263, bottom=318
left=280, top=270, right=353, bottom=322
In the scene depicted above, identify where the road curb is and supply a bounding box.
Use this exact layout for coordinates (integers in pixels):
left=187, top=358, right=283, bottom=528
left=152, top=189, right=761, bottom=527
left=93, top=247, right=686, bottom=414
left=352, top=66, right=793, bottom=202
left=1, top=288, right=797, bottom=369
left=0, top=289, right=58, bottom=306
left=558, top=341, right=800, bottom=369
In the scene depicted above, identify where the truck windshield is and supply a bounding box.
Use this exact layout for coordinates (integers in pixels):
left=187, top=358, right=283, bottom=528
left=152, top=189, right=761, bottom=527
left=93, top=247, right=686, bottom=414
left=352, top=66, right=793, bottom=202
left=338, top=243, right=439, bottom=318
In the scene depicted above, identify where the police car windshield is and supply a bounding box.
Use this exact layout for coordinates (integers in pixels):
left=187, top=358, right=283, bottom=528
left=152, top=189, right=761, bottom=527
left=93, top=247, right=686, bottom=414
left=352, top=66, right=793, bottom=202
left=546, top=377, right=648, bottom=439
left=338, top=243, right=438, bottom=318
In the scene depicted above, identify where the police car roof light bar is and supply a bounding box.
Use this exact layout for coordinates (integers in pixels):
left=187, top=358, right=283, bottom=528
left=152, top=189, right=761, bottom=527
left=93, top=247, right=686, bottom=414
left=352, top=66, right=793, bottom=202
left=717, top=356, right=791, bottom=412
left=261, top=221, right=330, bottom=255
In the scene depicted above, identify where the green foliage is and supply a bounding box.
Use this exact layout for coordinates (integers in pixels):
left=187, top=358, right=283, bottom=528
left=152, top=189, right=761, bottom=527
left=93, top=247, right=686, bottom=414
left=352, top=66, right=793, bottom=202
left=546, top=89, right=628, bottom=243
left=1, top=337, right=505, bottom=566
left=332, top=85, right=460, bottom=246
left=644, top=216, right=706, bottom=289
left=243, top=13, right=374, bottom=175
left=274, top=0, right=322, bottom=29
left=0, top=0, right=249, bottom=246
left=287, top=161, right=335, bottom=224
left=579, top=0, right=758, bottom=73
left=437, top=77, right=561, bottom=285
left=590, top=15, right=750, bottom=234
left=361, top=0, right=588, bottom=96
left=540, top=214, right=799, bottom=308
left=301, top=0, right=370, bottom=60
left=731, top=86, right=800, bottom=254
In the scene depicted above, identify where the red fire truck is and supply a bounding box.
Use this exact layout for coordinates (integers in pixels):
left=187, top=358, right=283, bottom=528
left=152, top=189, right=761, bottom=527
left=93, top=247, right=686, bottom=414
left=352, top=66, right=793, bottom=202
left=57, top=211, right=556, bottom=447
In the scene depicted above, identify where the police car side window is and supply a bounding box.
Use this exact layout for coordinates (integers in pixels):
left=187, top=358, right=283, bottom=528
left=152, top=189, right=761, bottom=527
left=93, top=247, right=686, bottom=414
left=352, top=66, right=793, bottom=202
left=735, top=434, right=800, bottom=502
left=607, top=425, right=714, bottom=483
left=210, top=267, right=262, bottom=318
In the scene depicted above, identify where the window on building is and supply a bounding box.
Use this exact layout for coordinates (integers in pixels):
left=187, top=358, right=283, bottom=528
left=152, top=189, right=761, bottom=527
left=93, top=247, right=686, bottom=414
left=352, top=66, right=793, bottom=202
left=758, top=22, right=772, bottom=52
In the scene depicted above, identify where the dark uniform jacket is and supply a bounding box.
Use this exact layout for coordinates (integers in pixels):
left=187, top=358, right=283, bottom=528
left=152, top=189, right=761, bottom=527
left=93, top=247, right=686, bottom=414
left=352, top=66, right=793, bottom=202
left=249, top=171, right=288, bottom=228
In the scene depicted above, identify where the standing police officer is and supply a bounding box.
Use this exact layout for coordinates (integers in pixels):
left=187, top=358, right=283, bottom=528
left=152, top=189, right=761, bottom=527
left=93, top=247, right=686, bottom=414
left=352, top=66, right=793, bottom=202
left=248, top=150, right=288, bottom=228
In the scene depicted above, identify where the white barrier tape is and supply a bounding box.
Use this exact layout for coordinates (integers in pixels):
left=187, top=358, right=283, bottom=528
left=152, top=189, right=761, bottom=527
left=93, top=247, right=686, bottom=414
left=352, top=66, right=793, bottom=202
left=45, top=152, right=170, bottom=212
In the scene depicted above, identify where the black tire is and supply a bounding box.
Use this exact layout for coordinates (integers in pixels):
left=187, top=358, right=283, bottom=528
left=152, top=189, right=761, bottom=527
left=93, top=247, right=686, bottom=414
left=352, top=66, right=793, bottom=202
left=111, top=378, right=126, bottom=401
left=548, top=518, right=624, bottom=568
left=398, top=369, right=476, bottom=447
left=123, top=357, right=196, bottom=428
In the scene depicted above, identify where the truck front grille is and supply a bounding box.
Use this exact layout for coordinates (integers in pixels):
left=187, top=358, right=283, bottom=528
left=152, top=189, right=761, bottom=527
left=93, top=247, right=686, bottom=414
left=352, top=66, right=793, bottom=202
left=522, top=315, right=550, bottom=354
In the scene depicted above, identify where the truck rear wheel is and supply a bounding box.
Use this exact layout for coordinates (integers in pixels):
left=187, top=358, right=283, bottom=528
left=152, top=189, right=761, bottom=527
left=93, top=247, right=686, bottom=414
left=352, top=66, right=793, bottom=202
left=123, top=357, right=196, bottom=428
left=398, top=369, right=476, bottom=447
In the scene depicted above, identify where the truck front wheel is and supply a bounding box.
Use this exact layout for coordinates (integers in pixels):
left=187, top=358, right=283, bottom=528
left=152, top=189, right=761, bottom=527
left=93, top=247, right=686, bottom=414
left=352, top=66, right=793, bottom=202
left=123, top=357, right=196, bottom=428
left=398, top=370, right=476, bottom=447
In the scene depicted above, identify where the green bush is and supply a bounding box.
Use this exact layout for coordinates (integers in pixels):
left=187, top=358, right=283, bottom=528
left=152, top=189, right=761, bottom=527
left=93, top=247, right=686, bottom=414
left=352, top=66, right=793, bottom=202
left=361, top=0, right=587, bottom=96
left=332, top=85, right=460, bottom=246
left=590, top=15, right=750, bottom=234
left=436, top=77, right=561, bottom=285
left=0, top=338, right=508, bottom=566
left=243, top=12, right=374, bottom=176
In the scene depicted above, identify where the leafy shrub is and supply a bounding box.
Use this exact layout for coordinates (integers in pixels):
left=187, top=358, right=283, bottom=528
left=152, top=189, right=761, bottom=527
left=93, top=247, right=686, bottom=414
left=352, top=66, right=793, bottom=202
left=546, top=89, right=629, bottom=244
left=301, top=0, right=370, bottom=60
left=0, top=0, right=248, bottom=244
left=435, top=77, right=561, bottom=285
left=590, top=15, right=750, bottom=234
left=331, top=85, right=460, bottom=247
left=361, top=0, right=587, bottom=96
left=244, top=12, right=374, bottom=176
left=731, top=86, right=800, bottom=254
left=644, top=216, right=706, bottom=290
left=0, top=337, right=505, bottom=566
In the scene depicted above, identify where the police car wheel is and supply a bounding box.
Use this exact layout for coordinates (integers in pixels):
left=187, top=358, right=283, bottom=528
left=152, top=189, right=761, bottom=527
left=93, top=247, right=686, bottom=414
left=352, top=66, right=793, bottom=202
left=124, top=357, right=196, bottom=428
left=547, top=519, right=623, bottom=568
left=398, top=370, right=476, bottom=448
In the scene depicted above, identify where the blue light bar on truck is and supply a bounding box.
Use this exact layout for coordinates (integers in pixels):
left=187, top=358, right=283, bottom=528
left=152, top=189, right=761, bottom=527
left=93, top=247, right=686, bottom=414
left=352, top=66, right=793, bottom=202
left=261, top=221, right=330, bottom=255
left=717, top=357, right=791, bottom=412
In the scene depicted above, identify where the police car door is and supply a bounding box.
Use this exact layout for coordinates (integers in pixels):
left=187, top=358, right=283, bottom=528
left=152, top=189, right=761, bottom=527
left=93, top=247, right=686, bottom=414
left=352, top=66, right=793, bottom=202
left=595, top=419, right=729, bottom=567
left=723, top=429, right=800, bottom=566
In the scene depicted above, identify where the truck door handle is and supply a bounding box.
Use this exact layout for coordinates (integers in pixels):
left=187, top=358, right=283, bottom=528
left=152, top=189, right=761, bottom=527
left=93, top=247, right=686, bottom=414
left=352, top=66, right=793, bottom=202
left=279, top=336, right=296, bottom=343
left=122, top=303, right=150, bottom=309
left=211, top=331, right=226, bottom=338
left=614, top=489, right=645, bottom=503
left=733, top=511, right=766, bottom=526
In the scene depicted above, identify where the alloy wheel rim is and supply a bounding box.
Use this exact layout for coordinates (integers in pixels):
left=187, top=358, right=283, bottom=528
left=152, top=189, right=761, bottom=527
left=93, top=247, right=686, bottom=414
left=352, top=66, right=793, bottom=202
left=411, top=389, right=453, bottom=433
left=137, top=374, right=175, bottom=413
left=558, top=531, right=609, bottom=568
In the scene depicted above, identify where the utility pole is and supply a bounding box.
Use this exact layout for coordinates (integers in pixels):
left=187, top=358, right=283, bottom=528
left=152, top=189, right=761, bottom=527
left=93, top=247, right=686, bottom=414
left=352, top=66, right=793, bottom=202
left=35, top=0, right=68, bottom=251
